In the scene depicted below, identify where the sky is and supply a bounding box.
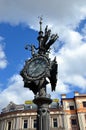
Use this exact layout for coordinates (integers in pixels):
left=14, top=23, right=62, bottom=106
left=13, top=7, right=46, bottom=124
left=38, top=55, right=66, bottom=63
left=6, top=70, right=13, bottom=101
left=0, top=0, right=86, bottom=112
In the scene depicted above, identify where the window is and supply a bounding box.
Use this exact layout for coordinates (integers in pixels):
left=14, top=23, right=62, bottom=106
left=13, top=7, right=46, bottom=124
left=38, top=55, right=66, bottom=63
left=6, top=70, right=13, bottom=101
left=70, top=105, right=74, bottom=110
left=23, top=120, right=28, bottom=128
left=71, top=119, right=77, bottom=125
left=8, top=121, right=11, bottom=130
left=85, top=115, right=86, bottom=121
left=83, top=102, right=86, bottom=107
left=53, top=118, right=58, bottom=127
left=34, top=119, right=37, bottom=128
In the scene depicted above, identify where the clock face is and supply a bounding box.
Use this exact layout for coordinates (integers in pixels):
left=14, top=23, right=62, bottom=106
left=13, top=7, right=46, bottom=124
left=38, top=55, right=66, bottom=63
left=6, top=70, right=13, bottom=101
left=21, top=55, right=50, bottom=81
left=27, top=57, right=48, bottom=78
left=20, top=55, right=50, bottom=81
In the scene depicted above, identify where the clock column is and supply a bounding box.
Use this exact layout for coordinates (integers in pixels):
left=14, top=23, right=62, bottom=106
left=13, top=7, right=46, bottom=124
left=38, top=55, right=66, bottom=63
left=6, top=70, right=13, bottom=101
left=33, top=85, right=52, bottom=130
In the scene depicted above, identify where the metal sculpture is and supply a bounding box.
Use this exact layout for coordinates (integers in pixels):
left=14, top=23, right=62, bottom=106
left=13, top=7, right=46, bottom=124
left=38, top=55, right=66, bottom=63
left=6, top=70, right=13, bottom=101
left=20, top=17, right=59, bottom=130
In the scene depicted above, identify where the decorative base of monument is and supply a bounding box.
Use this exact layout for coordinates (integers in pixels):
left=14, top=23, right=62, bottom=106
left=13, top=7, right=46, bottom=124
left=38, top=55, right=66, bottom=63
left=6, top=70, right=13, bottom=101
left=33, top=94, right=52, bottom=130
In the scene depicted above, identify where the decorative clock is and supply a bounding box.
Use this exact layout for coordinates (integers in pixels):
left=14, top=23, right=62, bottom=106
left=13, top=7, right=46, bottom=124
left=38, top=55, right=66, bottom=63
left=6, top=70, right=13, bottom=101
left=21, top=55, right=50, bottom=81
left=20, top=18, right=58, bottom=94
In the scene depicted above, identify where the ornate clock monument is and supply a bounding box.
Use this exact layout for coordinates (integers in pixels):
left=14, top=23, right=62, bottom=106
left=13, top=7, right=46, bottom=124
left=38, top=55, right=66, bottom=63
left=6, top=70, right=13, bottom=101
left=20, top=18, right=59, bottom=130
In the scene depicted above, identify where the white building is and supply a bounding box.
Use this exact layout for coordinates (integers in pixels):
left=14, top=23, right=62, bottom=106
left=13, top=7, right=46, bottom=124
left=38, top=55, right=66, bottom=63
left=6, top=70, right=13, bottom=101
left=0, top=92, right=86, bottom=130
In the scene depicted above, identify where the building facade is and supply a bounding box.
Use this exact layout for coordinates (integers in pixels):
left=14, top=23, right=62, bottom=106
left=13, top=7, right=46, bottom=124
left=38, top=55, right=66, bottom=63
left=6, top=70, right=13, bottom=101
left=61, top=92, right=86, bottom=130
left=0, top=92, right=86, bottom=130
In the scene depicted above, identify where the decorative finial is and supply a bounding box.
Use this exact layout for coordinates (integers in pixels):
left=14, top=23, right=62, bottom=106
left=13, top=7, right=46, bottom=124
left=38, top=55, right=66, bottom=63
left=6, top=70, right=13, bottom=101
left=38, top=16, right=43, bottom=32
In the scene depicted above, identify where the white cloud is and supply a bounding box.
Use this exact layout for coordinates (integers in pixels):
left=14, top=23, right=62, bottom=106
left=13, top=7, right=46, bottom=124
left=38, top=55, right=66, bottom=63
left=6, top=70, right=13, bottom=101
left=82, top=24, right=86, bottom=35
left=0, top=0, right=86, bottom=28
left=0, top=0, right=86, bottom=110
left=49, top=24, right=86, bottom=94
left=65, top=75, right=86, bottom=90
left=0, top=38, right=8, bottom=69
left=54, top=33, right=86, bottom=93
left=81, top=24, right=86, bottom=41
left=0, top=74, right=34, bottom=112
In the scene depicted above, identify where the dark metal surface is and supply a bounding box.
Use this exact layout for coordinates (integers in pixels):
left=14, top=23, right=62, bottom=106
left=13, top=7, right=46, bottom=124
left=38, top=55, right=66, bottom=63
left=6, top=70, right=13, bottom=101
left=20, top=17, right=58, bottom=130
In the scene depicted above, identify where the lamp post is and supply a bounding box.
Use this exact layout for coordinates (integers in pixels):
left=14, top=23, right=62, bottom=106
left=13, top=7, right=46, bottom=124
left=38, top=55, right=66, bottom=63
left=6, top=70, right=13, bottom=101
left=20, top=17, right=58, bottom=130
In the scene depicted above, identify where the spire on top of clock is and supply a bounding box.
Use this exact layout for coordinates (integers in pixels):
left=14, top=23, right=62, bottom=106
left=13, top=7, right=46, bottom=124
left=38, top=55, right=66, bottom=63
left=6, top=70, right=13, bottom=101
left=37, top=16, right=44, bottom=47
left=39, top=16, right=43, bottom=32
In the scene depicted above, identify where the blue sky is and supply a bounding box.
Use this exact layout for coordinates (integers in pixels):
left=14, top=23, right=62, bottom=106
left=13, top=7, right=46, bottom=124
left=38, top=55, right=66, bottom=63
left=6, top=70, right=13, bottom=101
left=0, top=0, right=86, bottom=111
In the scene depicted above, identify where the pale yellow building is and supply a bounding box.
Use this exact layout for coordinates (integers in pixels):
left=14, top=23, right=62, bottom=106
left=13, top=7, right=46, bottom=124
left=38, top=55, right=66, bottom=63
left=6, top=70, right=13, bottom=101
left=0, top=92, right=86, bottom=130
